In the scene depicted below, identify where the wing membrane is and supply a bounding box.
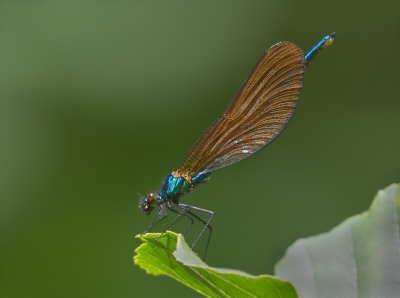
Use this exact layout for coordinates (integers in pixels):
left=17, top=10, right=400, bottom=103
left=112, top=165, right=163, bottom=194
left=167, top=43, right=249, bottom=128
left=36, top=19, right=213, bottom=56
left=179, top=42, right=305, bottom=176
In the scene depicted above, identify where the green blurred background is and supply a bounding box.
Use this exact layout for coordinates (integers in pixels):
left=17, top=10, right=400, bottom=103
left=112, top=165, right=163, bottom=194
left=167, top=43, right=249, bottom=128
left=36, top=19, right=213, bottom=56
left=1, top=1, right=399, bottom=297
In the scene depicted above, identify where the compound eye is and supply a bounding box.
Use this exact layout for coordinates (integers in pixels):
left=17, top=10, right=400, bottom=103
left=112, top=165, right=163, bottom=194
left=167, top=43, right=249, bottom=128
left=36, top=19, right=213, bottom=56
left=146, top=193, right=157, bottom=207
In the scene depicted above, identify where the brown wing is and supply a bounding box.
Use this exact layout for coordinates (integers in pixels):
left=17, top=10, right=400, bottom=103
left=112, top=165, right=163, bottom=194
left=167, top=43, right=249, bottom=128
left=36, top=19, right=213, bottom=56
left=179, top=42, right=305, bottom=176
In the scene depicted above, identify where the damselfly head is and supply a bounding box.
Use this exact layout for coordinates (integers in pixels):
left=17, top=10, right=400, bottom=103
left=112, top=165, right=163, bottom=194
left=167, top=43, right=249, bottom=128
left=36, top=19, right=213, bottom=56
left=139, top=192, right=158, bottom=215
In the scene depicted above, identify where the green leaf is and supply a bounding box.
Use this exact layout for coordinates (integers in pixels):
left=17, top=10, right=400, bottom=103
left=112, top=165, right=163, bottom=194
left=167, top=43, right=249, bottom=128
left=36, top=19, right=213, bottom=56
left=275, top=183, right=400, bottom=298
left=134, top=231, right=298, bottom=298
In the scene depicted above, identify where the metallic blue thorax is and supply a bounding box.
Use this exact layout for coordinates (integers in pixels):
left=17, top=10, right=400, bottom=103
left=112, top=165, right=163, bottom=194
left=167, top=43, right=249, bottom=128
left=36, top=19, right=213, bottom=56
left=158, top=171, right=211, bottom=204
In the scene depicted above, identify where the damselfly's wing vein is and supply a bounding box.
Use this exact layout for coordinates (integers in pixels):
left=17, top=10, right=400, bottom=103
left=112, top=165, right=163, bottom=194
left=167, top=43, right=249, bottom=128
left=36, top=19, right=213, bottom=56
left=179, top=42, right=305, bottom=176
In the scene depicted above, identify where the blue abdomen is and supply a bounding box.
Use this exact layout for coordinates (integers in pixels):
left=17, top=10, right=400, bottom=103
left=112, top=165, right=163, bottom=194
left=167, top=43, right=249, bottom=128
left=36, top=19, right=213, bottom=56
left=192, top=171, right=211, bottom=186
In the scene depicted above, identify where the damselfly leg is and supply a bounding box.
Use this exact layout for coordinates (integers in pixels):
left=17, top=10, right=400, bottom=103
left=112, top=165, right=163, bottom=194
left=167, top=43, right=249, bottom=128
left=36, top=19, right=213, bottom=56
left=142, top=204, right=194, bottom=235
left=165, top=203, right=214, bottom=260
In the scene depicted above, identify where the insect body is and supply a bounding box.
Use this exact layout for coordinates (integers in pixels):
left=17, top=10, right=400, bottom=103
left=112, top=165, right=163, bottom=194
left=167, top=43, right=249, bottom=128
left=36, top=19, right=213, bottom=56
left=139, top=32, right=336, bottom=259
